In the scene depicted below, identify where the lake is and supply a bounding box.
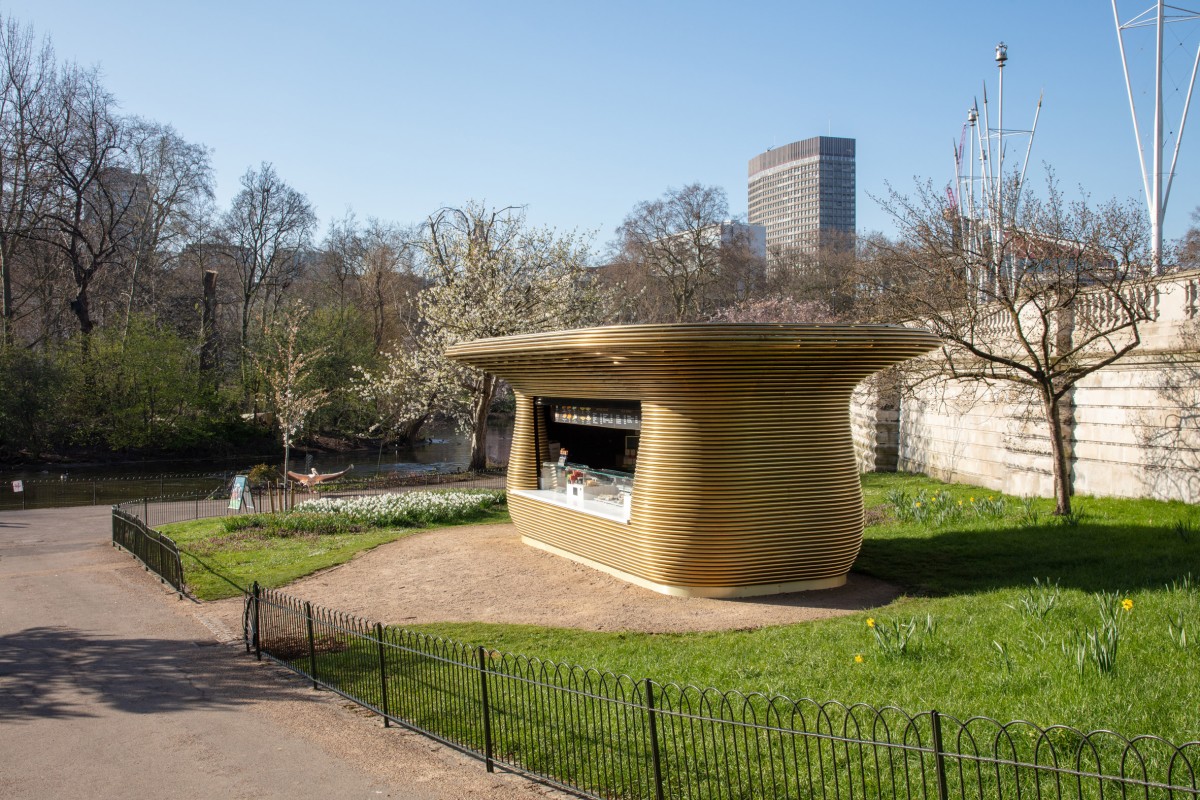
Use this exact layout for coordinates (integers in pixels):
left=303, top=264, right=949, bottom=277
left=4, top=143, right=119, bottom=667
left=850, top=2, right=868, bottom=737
left=0, top=422, right=513, bottom=511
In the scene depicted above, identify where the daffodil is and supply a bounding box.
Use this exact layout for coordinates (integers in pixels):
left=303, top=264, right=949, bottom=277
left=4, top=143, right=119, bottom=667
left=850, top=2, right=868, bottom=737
left=866, top=617, right=876, bottom=628
left=1122, top=598, right=1133, bottom=612
left=854, top=654, right=864, bottom=664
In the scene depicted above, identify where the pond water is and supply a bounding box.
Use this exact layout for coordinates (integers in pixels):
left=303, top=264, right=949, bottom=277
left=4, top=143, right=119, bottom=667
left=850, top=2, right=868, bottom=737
left=0, top=422, right=513, bottom=511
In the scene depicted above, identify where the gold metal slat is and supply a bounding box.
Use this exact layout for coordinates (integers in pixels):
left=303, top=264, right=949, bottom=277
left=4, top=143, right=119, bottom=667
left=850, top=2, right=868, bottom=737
left=449, top=323, right=938, bottom=598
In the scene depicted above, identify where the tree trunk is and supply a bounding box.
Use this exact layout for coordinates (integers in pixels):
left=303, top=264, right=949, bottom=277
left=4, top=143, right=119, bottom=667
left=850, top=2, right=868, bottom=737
left=468, top=372, right=497, bottom=471
left=399, top=414, right=428, bottom=445
left=69, top=286, right=94, bottom=337
left=0, top=249, right=11, bottom=349
left=1041, top=388, right=1073, bottom=516
left=282, top=442, right=291, bottom=510
left=240, top=293, right=253, bottom=408
left=199, top=270, right=219, bottom=384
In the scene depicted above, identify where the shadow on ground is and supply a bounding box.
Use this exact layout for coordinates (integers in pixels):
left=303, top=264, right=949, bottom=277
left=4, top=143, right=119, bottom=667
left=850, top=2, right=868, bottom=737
left=0, top=625, right=301, bottom=723
left=857, top=521, right=1200, bottom=596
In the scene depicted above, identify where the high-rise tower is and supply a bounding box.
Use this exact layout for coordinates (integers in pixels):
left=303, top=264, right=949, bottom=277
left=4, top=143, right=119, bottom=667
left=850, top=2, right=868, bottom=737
left=747, top=136, right=855, bottom=258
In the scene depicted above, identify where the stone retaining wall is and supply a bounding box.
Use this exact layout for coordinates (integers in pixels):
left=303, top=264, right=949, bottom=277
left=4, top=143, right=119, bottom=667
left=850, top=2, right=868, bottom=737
left=851, top=270, right=1200, bottom=504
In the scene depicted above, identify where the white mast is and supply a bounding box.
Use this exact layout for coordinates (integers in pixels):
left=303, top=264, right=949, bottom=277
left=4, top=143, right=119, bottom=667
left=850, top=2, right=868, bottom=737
left=967, top=43, right=1041, bottom=293
left=1113, top=0, right=1200, bottom=273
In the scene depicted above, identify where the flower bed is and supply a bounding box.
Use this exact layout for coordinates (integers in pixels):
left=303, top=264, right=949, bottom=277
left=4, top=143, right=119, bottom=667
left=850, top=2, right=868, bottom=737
left=294, top=489, right=506, bottom=528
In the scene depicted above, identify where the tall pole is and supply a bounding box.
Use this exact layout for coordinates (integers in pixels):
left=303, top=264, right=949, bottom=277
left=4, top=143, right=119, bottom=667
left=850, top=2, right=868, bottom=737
left=1114, top=0, right=1200, bottom=274
left=1154, top=0, right=1165, bottom=271
left=996, top=42, right=1008, bottom=290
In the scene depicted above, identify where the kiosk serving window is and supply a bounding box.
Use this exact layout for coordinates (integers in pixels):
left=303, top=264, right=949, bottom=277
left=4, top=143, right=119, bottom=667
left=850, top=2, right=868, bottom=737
left=524, top=397, right=639, bottom=522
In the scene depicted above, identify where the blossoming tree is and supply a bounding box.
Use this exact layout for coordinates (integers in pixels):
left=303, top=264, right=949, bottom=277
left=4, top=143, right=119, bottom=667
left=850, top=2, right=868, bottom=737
left=256, top=302, right=329, bottom=487
left=417, top=203, right=614, bottom=470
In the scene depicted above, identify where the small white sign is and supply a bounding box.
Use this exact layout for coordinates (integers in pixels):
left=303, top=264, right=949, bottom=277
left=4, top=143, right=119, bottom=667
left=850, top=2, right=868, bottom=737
left=12, top=480, right=23, bottom=493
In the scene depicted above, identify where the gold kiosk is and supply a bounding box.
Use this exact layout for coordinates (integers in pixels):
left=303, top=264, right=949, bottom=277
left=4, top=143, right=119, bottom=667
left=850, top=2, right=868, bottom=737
left=446, top=324, right=939, bottom=598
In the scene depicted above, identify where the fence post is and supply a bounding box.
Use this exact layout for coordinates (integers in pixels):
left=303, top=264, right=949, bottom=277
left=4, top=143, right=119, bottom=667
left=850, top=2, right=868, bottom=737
left=376, top=622, right=390, bottom=728
left=92, top=480, right=97, bottom=506
left=476, top=645, right=495, bottom=773
left=305, top=601, right=319, bottom=689
left=930, top=709, right=949, bottom=800
left=252, top=582, right=262, bottom=661
left=143, top=497, right=148, bottom=523
left=645, top=678, right=665, bottom=800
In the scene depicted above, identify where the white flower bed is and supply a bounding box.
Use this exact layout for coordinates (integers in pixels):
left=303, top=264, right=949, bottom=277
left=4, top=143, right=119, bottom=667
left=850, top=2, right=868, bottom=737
left=294, top=490, right=504, bottom=527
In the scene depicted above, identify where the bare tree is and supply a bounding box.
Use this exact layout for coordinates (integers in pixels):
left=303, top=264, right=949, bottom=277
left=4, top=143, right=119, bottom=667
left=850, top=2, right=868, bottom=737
left=117, top=119, right=213, bottom=343
left=613, top=183, right=763, bottom=322
left=0, top=15, right=55, bottom=348
left=219, top=162, right=317, bottom=395
left=358, top=219, right=418, bottom=352
left=319, top=209, right=364, bottom=324
left=768, top=229, right=866, bottom=319
left=1180, top=206, right=1200, bottom=269
left=867, top=176, right=1158, bottom=515
left=711, top=296, right=839, bottom=323
left=33, top=62, right=136, bottom=350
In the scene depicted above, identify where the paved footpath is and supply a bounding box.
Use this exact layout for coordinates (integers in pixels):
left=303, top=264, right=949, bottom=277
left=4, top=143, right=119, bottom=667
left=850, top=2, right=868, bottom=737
left=0, top=506, right=561, bottom=800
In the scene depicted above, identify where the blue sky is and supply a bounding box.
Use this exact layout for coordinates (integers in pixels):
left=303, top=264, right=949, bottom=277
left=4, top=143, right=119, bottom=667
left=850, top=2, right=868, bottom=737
left=9, top=0, right=1200, bottom=247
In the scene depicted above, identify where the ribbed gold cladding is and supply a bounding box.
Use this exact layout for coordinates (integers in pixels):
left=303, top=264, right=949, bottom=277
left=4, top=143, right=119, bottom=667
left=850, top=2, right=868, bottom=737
left=447, top=324, right=940, bottom=598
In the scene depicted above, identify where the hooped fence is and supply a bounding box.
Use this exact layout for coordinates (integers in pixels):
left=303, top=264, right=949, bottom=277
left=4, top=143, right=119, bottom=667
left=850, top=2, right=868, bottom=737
left=245, top=585, right=1200, bottom=800
left=112, top=483, right=1200, bottom=800
left=111, top=506, right=186, bottom=593
left=107, top=468, right=508, bottom=595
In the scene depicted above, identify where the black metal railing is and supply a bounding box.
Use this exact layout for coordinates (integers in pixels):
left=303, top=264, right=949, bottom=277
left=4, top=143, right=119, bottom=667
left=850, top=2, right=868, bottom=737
left=114, top=491, right=253, bottom=529
left=4, top=466, right=508, bottom=512
left=245, top=585, right=1200, bottom=800
left=108, top=468, right=509, bottom=592
left=2, top=472, right=231, bottom=511
left=112, top=507, right=185, bottom=593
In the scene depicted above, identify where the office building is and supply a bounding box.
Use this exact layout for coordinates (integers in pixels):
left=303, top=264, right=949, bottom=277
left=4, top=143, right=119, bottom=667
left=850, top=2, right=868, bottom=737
left=747, top=136, right=855, bottom=257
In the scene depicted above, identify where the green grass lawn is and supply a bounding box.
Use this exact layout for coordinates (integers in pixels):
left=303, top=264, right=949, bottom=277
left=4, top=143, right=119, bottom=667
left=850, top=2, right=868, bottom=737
left=399, top=474, right=1200, bottom=741
left=175, top=474, right=1200, bottom=742
left=160, top=505, right=511, bottom=601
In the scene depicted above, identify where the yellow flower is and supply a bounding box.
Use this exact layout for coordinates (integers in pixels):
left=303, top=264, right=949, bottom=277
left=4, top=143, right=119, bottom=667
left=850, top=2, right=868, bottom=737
left=1122, top=598, right=1133, bottom=612
left=957, top=500, right=963, bottom=506
left=854, top=654, right=864, bottom=664
left=969, top=497, right=975, bottom=502
left=866, top=617, right=876, bottom=628
left=915, top=502, right=922, bottom=508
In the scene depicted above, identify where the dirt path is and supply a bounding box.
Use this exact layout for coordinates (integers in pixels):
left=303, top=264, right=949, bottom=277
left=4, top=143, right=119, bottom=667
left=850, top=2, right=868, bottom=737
left=209, top=522, right=899, bottom=635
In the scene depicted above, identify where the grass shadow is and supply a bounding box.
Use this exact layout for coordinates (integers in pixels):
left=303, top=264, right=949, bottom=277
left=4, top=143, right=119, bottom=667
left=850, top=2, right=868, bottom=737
left=856, top=519, right=1200, bottom=596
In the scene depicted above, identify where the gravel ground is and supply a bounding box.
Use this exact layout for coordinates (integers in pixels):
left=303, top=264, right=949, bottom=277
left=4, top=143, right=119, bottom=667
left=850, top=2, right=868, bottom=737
left=208, top=522, right=899, bottom=635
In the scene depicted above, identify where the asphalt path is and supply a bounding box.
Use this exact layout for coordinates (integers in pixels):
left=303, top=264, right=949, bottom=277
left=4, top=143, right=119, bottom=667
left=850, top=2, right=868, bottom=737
left=0, top=505, right=559, bottom=799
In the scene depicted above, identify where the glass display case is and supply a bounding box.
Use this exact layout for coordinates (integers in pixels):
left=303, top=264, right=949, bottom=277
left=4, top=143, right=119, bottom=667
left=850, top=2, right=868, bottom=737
left=540, top=462, right=633, bottom=515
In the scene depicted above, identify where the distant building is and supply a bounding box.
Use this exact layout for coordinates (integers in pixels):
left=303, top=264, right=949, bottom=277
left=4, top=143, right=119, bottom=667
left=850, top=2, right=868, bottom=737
left=713, top=220, right=767, bottom=262
left=747, top=136, right=856, bottom=258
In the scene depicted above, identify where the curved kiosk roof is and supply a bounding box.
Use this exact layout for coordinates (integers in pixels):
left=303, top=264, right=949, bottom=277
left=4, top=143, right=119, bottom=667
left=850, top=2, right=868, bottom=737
left=447, top=324, right=939, bottom=598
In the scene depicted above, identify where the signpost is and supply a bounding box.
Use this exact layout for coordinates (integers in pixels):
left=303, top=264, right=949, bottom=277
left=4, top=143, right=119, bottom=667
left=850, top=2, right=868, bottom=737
left=228, top=475, right=248, bottom=511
